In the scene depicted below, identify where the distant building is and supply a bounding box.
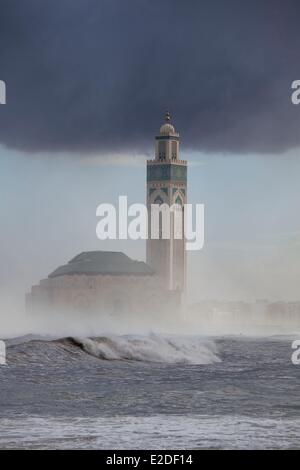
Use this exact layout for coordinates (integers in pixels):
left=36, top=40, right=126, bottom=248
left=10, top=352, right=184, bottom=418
left=26, top=113, right=187, bottom=315
left=188, top=299, right=300, bottom=326
left=26, top=251, right=179, bottom=316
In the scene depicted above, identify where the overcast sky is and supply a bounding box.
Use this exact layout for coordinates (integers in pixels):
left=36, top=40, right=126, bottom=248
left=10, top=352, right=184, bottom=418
left=1, top=0, right=300, bottom=155
left=0, top=0, right=300, bottom=303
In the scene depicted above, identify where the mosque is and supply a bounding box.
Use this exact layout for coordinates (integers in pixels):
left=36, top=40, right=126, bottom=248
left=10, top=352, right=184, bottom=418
left=26, top=113, right=187, bottom=316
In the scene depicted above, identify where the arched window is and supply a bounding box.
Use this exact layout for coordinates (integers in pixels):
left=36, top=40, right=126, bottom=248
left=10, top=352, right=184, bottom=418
left=154, top=195, right=164, bottom=205
left=158, top=141, right=166, bottom=160
left=171, top=141, right=177, bottom=160
left=153, top=196, right=165, bottom=239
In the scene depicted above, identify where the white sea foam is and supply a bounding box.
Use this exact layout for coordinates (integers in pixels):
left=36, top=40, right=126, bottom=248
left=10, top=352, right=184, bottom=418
left=73, top=334, right=220, bottom=364
left=1, top=414, right=299, bottom=449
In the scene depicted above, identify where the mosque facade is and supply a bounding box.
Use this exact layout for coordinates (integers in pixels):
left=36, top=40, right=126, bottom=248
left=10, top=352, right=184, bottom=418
left=26, top=113, right=187, bottom=316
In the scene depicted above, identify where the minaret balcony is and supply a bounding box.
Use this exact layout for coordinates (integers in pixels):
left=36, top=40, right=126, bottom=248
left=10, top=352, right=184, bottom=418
left=147, top=159, right=187, bottom=166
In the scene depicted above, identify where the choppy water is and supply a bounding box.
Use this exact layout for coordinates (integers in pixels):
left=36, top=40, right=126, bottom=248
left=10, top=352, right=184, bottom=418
left=0, top=334, right=300, bottom=449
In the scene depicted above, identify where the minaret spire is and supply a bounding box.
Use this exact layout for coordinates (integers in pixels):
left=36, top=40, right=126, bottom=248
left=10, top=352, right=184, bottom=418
left=165, top=110, right=171, bottom=123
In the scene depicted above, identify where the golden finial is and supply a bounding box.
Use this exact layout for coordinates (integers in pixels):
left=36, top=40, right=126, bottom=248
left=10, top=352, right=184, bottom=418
left=165, top=110, right=171, bottom=122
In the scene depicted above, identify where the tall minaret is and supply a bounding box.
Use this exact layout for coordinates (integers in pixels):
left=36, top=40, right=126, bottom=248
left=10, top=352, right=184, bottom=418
left=146, top=112, right=187, bottom=292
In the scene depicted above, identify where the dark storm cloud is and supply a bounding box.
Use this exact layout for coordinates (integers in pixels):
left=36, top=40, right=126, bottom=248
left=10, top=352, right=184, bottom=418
left=0, top=0, right=300, bottom=155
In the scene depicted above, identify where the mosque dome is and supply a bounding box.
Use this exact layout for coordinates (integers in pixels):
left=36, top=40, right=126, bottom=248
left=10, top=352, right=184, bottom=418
left=159, top=111, right=176, bottom=135
left=160, top=122, right=175, bottom=134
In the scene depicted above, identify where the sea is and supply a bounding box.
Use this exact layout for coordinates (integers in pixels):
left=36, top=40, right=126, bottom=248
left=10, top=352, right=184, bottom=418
left=0, top=333, right=300, bottom=449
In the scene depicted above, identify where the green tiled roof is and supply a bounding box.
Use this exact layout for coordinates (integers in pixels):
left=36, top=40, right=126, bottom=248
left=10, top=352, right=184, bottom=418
left=49, top=251, right=154, bottom=278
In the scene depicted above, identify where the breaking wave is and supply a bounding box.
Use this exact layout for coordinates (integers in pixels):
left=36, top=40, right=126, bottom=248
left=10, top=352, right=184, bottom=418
left=7, top=334, right=220, bottom=365
left=72, top=334, right=220, bottom=364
